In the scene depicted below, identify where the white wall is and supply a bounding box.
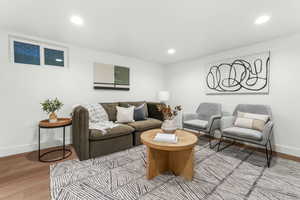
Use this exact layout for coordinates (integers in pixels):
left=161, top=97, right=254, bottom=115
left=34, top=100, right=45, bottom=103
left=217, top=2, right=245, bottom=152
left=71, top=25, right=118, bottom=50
left=2, top=29, right=300, bottom=158
left=0, top=30, right=165, bottom=157
left=165, top=33, right=300, bottom=157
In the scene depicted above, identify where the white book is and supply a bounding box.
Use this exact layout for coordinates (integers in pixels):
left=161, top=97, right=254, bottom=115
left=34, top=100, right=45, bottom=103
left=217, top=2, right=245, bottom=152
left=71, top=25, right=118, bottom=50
left=153, top=133, right=178, bottom=143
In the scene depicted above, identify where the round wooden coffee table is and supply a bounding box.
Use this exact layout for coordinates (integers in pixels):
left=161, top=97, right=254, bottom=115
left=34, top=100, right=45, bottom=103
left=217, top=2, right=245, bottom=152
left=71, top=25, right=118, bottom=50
left=141, top=129, right=198, bottom=180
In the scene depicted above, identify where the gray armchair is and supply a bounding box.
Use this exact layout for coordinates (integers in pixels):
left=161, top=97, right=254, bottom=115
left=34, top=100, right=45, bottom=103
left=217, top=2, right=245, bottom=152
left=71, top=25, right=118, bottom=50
left=218, top=104, right=274, bottom=167
left=183, top=103, right=222, bottom=149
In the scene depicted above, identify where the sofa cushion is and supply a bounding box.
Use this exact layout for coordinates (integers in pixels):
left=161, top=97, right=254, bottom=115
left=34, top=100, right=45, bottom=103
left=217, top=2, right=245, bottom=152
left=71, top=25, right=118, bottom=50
left=89, top=124, right=134, bottom=141
left=100, top=103, right=119, bottom=121
left=184, top=119, right=208, bottom=129
left=127, top=118, right=162, bottom=131
left=119, top=101, right=148, bottom=117
left=222, top=127, right=263, bottom=141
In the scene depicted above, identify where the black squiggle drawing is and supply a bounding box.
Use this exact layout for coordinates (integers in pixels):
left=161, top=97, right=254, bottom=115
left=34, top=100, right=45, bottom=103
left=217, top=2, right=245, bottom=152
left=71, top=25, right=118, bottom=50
left=206, top=56, right=269, bottom=93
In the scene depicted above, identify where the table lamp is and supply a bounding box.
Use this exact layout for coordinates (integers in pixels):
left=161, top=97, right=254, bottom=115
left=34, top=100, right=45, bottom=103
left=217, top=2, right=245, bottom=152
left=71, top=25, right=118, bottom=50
left=158, top=91, right=170, bottom=103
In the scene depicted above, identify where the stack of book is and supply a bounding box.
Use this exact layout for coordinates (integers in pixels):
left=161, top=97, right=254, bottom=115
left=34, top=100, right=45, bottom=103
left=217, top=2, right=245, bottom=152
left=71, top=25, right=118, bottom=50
left=153, top=133, right=178, bottom=143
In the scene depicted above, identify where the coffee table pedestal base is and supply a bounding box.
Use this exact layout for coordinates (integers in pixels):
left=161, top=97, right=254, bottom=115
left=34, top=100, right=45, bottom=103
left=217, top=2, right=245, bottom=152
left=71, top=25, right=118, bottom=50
left=146, top=146, right=194, bottom=180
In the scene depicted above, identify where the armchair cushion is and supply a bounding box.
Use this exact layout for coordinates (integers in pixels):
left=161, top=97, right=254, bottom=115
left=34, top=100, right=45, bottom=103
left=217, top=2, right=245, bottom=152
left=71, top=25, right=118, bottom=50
left=183, top=119, right=208, bottom=129
left=183, top=113, right=199, bottom=121
left=222, top=127, right=263, bottom=141
left=196, top=103, right=221, bottom=121
left=220, top=116, right=236, bottom=130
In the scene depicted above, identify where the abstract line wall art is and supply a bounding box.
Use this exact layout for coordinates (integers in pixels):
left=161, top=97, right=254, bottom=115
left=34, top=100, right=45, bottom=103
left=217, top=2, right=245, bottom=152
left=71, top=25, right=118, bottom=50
left=205, top=51, right=270, bottom=94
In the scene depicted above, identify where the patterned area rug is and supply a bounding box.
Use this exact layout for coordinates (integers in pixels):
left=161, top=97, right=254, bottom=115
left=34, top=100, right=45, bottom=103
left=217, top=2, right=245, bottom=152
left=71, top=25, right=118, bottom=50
left=50, top=137, right=300, bottom=200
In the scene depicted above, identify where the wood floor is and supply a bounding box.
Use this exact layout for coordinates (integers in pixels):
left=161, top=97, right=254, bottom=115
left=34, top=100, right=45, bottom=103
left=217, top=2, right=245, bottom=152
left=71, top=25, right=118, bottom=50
left=0, top=146, right=77, bottom=200
left=0, top=138, right=299, bottom=200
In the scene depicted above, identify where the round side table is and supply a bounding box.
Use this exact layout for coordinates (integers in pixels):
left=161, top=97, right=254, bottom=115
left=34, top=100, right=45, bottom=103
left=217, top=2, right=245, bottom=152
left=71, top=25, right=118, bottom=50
left=38, top=118, right=72, bottom=162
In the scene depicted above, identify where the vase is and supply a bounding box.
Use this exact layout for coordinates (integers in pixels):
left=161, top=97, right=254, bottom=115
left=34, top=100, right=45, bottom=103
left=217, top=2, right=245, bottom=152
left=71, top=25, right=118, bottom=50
left=161, top=119, right=177, bottom=133
left=49, top=112, right=58, bottom=123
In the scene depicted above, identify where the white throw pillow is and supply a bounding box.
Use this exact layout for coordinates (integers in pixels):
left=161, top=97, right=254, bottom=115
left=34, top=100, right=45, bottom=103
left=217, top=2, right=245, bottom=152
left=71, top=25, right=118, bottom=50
left=237, top=111, right=269, bottom=123
left=116, top=106, right=135, bottom=123
left=234, top=117, right=253, bottom=129
left=234, top=117, right=266, bottom=131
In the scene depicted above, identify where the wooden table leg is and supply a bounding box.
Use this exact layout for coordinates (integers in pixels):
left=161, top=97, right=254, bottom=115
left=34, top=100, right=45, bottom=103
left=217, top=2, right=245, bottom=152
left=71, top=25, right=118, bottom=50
left=146, top=146, right=169, bottom=179
left=169, top=148, right=194, bottom=180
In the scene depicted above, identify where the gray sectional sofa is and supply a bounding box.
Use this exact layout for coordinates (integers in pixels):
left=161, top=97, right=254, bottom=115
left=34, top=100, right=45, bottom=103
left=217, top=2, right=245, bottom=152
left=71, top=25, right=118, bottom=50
left=72, top=101, right=164, bottom=161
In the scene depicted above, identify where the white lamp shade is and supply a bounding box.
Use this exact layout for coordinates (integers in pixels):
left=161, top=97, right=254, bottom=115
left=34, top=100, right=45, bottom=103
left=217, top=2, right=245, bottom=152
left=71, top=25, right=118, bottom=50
left=158, top=91, right=170, bottom=102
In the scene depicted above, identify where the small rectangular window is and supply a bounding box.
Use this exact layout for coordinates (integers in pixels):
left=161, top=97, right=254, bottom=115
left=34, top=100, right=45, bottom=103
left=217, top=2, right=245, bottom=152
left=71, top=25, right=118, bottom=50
left=44, top=48, right=64, bottom=67
left=13, top=41, right=40, bottom=65
left=10, top=36, right=68, bottom=68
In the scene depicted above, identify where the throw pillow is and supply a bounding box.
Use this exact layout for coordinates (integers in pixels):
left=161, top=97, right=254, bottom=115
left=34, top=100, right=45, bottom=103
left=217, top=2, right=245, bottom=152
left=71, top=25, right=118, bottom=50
left=116, top=106, right=135, bottom=123
left=237, top=111, right=269, bottom=123
left=234, top=117, right=265, bottom=131
left=119, top=101, right=149, bottom=117
left=133, top=103, right=147, bottom=121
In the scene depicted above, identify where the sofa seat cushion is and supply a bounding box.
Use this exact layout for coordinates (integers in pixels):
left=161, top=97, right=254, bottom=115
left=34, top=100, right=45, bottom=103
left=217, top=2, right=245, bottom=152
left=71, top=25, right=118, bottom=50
left=89, top=124, right=134, bottom=141
left=184, top=119, right=208, bottom=129
left=127, top=118, right=162, bottom=131
left=222, top=127, right=263, bottom=141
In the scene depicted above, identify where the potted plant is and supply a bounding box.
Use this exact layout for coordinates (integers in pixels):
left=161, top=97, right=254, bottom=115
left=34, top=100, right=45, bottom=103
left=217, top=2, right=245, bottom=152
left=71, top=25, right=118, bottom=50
left=157, top=104, right=182, bottom=133
left=41, top=98, right=63, bottom=123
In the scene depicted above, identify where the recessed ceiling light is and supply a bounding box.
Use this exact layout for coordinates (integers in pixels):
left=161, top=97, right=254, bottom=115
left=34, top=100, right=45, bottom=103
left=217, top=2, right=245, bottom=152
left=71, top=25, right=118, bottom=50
left=70, top=15, right=84, bottom=26
left=167, top=48, right=176, bottom=55
left=255, top=15, right=271, bottom=25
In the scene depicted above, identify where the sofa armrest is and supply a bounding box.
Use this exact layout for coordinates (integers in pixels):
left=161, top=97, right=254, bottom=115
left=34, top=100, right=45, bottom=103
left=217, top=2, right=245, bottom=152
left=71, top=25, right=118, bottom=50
left=262, top=121, right=274, bottom=144
left=220, top=116, right=235, bottom=130
left=72, top=106, right=90, bottom=161
left=147, top=102, right=164, bottom=121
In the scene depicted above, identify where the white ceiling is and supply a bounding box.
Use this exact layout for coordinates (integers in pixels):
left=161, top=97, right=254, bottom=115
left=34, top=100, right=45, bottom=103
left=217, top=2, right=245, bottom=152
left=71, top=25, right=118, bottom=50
left=1, top=0, right=300, bottom=64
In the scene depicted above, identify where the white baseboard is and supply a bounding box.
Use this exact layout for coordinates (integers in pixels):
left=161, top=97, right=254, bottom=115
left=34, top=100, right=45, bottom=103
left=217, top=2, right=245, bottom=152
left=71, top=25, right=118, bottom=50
left=274, top=144, right=300, bottom=157
left=184, top=128, right=300, bottom=158
left=0, top=138, right=71, bottom=158
left=1, top=137, right=300, bottom=159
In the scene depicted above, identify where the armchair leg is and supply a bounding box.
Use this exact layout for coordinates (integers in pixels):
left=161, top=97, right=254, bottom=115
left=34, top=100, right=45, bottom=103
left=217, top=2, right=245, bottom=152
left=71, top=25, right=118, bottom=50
left=209, top=135, right=218, bottom=149
left=217, top=136, right=235, bottom=152
left=265, top=140, right=273, bottom=168
left=208, top=130, right=219, bottom=149
left=265, top=144, right=269, bottom=167
left=269, top=140, right=273, bottom=160
left=217, top=136, right=223, bottom=152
